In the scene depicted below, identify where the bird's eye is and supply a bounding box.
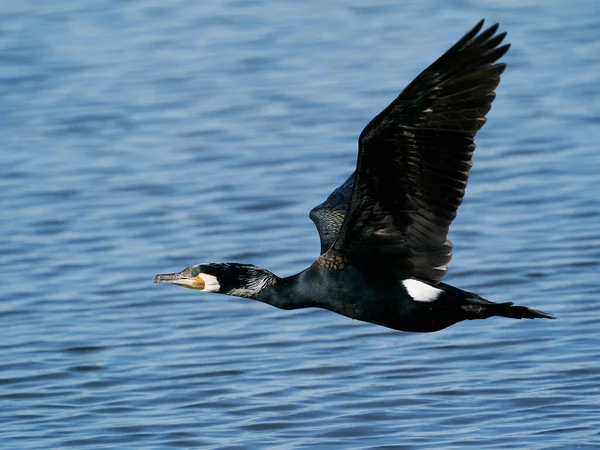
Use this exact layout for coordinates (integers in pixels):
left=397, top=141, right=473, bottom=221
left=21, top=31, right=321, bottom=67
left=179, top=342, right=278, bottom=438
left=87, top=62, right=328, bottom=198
left=191, top=269, right=199, bottom=277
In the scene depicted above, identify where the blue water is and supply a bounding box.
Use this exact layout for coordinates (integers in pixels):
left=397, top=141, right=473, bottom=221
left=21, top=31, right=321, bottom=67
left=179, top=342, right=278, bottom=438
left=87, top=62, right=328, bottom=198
left=2, top=1, right=600, bottom=448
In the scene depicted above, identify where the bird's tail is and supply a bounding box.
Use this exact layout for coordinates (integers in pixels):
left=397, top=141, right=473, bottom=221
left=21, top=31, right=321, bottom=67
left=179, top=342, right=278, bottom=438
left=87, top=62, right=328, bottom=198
left=462, top=298, right=555, bottom=321
left=489, top=302, right=554, bottom=320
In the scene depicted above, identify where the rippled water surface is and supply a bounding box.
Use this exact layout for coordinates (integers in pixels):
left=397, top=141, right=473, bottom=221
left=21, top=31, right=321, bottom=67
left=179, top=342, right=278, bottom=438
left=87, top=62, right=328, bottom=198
left=2, top=1, right=600, bottom=448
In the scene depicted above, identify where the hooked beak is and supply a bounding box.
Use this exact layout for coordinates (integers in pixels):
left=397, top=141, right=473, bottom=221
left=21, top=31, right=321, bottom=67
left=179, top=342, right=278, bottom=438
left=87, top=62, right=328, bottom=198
left=153, top=272, right=181, bottom=284
left=153, top=270, right=205, bottom=290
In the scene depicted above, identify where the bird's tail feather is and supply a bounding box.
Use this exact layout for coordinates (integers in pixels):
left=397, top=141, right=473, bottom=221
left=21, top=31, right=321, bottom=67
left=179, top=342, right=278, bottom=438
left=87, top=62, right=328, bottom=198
left=491, top=302, right=554, bottom=320
left=462, top=300, right=555, bottom=320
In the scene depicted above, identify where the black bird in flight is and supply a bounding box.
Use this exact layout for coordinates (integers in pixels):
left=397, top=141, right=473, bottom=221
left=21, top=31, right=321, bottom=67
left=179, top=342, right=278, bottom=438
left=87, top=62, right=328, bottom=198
left=154, top=20, right=554, bottom=332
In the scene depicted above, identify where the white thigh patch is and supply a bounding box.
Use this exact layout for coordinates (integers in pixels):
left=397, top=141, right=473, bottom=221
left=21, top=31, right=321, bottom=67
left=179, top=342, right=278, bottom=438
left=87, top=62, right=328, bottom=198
left=402, top=279, right=443, bottom=302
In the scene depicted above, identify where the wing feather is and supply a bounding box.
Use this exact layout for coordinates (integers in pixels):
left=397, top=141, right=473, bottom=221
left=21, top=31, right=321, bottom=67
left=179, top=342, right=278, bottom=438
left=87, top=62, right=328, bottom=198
left=309, top=173, right=354, bottom=254
left=319, top=20, right=509, bottom=283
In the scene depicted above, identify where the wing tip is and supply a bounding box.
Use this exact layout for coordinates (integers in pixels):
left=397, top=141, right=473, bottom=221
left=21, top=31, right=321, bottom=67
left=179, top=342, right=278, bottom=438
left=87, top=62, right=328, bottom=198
left=472, top=18, right=486, bottom=34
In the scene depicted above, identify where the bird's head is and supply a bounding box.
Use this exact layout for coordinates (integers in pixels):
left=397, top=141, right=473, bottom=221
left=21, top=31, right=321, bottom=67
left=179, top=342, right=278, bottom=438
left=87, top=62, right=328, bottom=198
left=153, top=263, right=222, bottom=291
left=153, top=263, right=278, bottom=298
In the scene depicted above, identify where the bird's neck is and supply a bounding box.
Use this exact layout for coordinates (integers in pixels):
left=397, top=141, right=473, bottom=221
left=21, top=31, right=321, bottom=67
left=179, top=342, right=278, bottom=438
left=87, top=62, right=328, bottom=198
left=226, top=269, right=313, bottom=311
left=253, top=273, right=314, bottom=310
left=215, top=263, right=318, bottom=310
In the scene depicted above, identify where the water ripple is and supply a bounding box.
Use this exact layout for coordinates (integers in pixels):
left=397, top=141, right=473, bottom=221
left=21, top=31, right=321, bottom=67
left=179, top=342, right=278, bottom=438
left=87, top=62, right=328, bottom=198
left=1, top=1, right=599, bottom=449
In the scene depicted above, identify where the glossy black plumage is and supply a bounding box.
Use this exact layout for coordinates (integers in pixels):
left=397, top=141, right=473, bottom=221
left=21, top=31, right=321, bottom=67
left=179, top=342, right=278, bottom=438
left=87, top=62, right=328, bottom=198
left=310, top=172, right=354, bottom=254
left=317, top=20, right=509, bottom=284
left=154, top=20, right=554, bottom=333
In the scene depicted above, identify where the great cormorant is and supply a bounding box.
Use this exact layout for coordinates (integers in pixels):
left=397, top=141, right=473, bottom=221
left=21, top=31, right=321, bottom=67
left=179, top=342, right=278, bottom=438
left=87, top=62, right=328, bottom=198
left=154, top=20, right=554, bottom=332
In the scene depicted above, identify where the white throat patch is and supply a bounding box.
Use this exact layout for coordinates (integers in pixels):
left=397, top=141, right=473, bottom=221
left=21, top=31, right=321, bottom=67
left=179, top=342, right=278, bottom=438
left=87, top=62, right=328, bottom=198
left=402, top=279, right=443, bottom=302
left=200, top=273, right=220, bottom=292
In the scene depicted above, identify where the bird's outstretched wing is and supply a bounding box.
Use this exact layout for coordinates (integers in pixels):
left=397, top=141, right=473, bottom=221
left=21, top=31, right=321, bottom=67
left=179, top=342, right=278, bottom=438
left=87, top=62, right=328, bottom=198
left=309, top=172, right=354, bottom=254
left=319, top=20, right=509, bottom=282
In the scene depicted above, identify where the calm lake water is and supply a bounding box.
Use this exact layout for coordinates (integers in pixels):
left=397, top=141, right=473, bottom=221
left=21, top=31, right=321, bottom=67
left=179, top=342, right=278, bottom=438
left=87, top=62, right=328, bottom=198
left=2, top=1, right=600, bottom=449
